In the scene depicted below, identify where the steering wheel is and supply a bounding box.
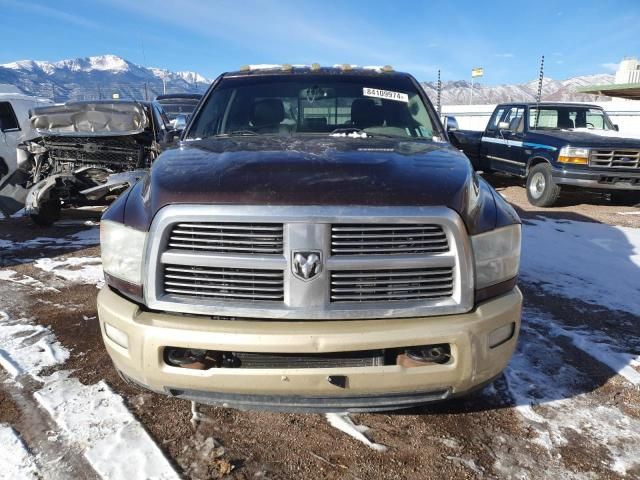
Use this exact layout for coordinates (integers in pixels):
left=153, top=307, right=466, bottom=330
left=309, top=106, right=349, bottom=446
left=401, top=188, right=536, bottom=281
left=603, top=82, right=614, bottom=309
left=586, top=122, right=595, bottom=128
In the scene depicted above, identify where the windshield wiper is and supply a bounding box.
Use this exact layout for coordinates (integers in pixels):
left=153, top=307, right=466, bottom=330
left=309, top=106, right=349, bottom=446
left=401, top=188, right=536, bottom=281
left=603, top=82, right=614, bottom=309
left=214, top=130, right=259, bottom=137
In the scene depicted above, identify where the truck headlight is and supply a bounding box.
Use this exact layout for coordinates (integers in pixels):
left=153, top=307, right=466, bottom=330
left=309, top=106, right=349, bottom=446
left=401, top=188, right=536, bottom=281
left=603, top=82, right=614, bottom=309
left=472, top=224, right=521, bottom=290
left=100, top=220, right=147, bottom=285
left=558, top=146, right=589, bottom=165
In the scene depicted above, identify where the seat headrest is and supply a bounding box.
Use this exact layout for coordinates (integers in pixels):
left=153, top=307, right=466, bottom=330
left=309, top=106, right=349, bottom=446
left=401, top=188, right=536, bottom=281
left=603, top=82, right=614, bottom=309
left=251, top=99, right=285, bottom=128
left=351, top=99, right=383, bottom=128
left=557, top=116, right=574, bottom=129
left=509, top=116, right=522, bottom=131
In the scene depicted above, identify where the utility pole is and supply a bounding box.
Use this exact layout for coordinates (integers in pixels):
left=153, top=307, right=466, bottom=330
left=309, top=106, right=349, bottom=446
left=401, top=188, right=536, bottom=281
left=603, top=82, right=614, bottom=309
left=534, top=55, right=545, bottom=129
left=536, top=55, right=545, bottom=103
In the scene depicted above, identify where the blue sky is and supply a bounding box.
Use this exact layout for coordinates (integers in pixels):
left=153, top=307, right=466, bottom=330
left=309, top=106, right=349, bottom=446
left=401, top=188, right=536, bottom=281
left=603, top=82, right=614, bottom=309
left=1, top=0, right=638, bottom=84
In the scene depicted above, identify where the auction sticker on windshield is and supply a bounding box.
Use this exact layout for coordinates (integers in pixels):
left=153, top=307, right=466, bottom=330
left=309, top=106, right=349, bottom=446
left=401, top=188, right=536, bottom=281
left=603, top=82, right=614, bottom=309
left=363, top=87, right=408, bottom=103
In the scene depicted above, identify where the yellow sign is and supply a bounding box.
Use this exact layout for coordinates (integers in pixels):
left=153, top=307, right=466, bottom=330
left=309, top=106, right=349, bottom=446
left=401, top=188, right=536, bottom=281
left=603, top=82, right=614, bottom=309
left=471, top=67, right=484, bottom=78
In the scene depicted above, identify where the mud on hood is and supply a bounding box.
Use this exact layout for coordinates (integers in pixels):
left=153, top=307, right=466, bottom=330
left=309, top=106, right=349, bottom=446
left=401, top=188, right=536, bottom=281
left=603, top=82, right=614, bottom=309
left=30, top=101, right=149, bottom=136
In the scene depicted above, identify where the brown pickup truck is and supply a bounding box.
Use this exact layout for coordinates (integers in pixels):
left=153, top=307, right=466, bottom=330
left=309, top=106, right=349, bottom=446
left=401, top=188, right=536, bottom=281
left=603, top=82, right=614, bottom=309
left=97, top=65, right=523, bottom=412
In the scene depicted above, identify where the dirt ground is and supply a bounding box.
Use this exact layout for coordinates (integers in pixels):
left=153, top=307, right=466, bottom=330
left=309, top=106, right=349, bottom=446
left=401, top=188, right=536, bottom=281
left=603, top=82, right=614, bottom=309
left=0, top=182, right=639, bottom=479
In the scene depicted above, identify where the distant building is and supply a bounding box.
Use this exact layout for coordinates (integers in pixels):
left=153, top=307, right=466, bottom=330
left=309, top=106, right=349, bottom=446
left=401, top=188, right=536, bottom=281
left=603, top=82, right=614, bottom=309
left=579, top=57, right=640, bottom=101
left=615, top=58, right=640, bottom=85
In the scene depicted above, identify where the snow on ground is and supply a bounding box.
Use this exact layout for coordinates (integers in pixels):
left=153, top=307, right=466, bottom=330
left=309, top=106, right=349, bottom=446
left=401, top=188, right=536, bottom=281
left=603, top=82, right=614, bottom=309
left=503, top=307, right=640, bottom=476
left=325, top=413, right=387, bottom=452
left=35, top=371, right=180, bottom=480
left=520, top=218, right=640, bottom=315
left=0, top=291, right=178, bottom=478
left=529, top=313, right=640, bottom=386
left=0, top=425, right=41, bottom=480
left=0, top=270, right=54, bottom=291
left=34, top=256, right=104, bottom=288
left=0, top=311, right=69, bottom=378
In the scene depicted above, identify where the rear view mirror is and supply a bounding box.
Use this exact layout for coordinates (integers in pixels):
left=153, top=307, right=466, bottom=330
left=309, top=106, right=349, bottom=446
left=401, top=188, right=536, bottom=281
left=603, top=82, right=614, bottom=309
left=173, top=114, right=188, bottom=131
left=498, top=121, right=511, bottom=131
left=613, top=124, right=619, bottom=132
left=445, top=116, right=459, bottom=132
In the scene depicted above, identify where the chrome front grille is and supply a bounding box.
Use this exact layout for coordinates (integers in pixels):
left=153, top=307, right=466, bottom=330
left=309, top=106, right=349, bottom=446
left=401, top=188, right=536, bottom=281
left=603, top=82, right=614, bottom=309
left=163, top=265, right=284, bottom=301
left=168, top=223, right=284, bottom=254
left=146, top=205, right=474, bottom=319
left=331, top=224, right=448, bottom=255
left=590, top=149, right=640, bottom=169
left=330, top=267, right=454, bottom=302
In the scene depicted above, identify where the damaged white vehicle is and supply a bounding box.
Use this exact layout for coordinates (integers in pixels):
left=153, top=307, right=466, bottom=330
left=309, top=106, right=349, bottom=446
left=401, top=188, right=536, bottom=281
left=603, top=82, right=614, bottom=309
left=2, top=100, right=181, bottom=225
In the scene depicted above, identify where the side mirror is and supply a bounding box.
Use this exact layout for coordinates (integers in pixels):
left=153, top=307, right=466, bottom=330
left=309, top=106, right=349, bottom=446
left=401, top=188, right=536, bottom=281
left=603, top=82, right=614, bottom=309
left=613, top=124, right=619, bottom=132
left=173, top=114, right=188, bottom=131
left=498, top=121, right=511, bottom=131
left=445, top=116, right=459, bottom=132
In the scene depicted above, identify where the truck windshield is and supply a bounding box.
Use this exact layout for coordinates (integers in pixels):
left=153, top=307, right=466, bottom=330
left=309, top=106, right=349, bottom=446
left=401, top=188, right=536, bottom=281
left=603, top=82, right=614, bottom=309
left=186, top=74, right=437, bottom=140
left=529, top=106, right=614, bottom=131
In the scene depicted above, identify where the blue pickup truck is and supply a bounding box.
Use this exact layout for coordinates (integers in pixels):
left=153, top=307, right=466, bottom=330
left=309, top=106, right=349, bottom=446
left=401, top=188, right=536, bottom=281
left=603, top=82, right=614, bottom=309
left=449, top=102, right=640, bottom=207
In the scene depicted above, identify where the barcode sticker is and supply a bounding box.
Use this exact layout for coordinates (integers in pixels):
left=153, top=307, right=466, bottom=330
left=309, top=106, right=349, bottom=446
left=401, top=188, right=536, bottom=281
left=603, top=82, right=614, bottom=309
left=363, top=87, right=409, bottom=103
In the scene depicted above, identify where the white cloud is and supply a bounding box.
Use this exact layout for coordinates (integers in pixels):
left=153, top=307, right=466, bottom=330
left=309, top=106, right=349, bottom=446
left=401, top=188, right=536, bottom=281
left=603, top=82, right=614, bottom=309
left=493, top=53, right=514, bottom=58
left=2, top=0, right=101, bottom=29
left=99, top=0, right=399, bottom=64
left=601, top=62, right=620, bottom=72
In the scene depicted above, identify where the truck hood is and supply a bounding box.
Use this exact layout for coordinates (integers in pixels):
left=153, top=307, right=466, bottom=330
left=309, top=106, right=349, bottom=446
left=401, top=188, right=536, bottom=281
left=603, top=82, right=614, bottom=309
left=135, top=135, right=501, bottom=234
left=30, top=101, right=149, bottom=136
left=529, top=130, right=640, bottom=148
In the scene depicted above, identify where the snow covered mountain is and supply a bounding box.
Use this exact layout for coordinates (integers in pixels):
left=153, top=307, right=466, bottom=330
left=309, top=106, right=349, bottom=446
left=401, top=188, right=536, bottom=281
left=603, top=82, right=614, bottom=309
left=0, top=54, right=614, bottom=104
left=0, top=54, right=212, bottom=101
left=421, top=74, right=615, bottom=105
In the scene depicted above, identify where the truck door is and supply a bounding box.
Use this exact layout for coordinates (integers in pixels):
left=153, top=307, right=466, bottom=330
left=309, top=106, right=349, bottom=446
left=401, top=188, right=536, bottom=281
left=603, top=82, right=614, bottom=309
left=488, top=105, right=526, bottom=175
left=480, top=106, right=506, bottom=171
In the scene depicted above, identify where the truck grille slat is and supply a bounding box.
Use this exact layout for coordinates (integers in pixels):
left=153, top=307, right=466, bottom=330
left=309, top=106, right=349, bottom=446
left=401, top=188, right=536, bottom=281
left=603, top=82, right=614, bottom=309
left=165, top=266, right=282, bottom=277
left=165, top=274, right=282, bottom=285
left=331, top=224, right=448, bottom=255
left=332, top=268, right=452, bottom=278
left=330, top=267, right=454, bottom=303
left=168, top=222, right=284, bottom=255
left=590, top=149, right=640, bottom=169
left=163, top=265, right=284, bottom=302
left=164, top=289, right=283, bottom=300
left=332, top=276, right=453, bottom=286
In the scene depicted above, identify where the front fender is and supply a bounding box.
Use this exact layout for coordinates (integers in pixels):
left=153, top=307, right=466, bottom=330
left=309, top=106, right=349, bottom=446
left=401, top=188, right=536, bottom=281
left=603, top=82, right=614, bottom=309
left=525, top=150, right=556, bottom=174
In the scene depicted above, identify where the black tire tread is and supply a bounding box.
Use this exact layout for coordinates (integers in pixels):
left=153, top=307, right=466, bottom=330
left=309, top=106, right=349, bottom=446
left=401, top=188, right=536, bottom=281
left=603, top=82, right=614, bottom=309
left=526, top=163, right=561, bottom=207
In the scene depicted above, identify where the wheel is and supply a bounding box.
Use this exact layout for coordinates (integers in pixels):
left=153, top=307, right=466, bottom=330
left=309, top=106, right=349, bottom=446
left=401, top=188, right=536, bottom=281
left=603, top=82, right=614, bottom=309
left=29, top=194, right=61, bottom=226
left=610, top=191, right=640, bottom=206
left=526, top=163, right=561, bottom=207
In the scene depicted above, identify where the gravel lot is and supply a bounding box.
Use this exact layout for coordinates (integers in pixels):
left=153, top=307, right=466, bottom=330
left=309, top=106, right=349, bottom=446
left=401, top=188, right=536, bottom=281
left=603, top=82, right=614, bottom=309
left=0, top=181, right=639, bottom=479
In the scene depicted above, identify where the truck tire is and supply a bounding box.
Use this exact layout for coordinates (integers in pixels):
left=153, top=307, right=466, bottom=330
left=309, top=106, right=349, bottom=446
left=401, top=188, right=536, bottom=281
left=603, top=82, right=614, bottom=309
left=526, top=163, right=561, bottom=207
left=29, top=194, right=61, bottom=226
left=610, top=191, right=640, bottom=206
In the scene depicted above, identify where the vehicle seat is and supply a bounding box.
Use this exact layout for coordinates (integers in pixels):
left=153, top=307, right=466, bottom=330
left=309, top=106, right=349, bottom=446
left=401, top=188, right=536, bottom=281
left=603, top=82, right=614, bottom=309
left=303, top=117, right=328, bottom=131
left=250, top=99, right=286, bottom=134
left=557, top=114, right=574, bottom=129
left=351, top=99, right=384, bottom=129
left=508, top=116, right=523, bottom=132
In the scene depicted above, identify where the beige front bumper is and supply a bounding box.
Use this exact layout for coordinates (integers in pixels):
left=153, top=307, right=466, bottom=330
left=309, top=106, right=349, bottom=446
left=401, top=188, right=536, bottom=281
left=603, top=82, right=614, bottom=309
left=97, top=287, right=522, bottom=412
